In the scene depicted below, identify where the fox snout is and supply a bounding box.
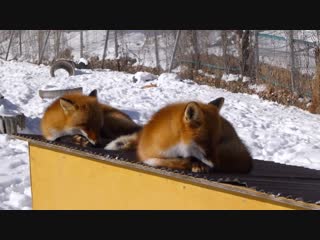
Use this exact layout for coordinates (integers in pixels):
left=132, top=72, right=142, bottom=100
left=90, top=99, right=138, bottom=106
left=79, top=129, right=101, bottom=146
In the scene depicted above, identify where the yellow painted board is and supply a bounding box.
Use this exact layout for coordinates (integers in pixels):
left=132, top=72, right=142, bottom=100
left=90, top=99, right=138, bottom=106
left=28, top=144, right=315, bottom=210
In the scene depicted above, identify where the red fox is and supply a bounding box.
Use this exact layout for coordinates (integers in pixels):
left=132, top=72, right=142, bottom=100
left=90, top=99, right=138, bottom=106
left=41, top=89, right=141, bottom=146
left=105, top=97, right=252, bottom=173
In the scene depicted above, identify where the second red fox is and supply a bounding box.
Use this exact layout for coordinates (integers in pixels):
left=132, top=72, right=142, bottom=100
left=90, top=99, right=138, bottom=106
left=106, top=97, right=253, bottom=173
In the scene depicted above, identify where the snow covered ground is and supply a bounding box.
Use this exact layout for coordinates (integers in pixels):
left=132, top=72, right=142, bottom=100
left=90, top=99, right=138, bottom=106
left=0, top=59, right=320, bottom=209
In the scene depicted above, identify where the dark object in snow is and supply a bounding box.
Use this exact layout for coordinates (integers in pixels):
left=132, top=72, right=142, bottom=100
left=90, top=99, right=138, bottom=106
left=76, top=61, right=90, bottom=69
left=50, top=59, right=75, bottom=77
left=39, top=87, right=83, bottom=99
left=0, top=114, right=25, bottom=134
left=132, top=76, right=138, bottom=83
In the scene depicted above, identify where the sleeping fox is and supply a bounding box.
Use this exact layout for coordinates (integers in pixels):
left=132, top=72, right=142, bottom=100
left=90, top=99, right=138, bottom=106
left=40, top=89, right=141, bottom=146
left=105, top=97, right=253, bottom=173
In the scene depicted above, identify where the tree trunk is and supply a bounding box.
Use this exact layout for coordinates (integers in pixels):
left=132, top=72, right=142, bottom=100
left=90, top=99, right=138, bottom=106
left=102, top=30, right=109, bottom=69
left=114, top=30, right=118, bottom=58
left=236, top=30, right=252, bottom=78
left=39, top=30, right=51, bottom=65
left=311, top=46, right=320, bottom=113
left=38, top=30, right=44, bottom=63
left=242, top=30, right=251, bottom=76
left=221, top=30, right=229, bottom=74
left=254, top=30, right=259, bottom=83
left=5, top=30, right=14, bottom=60
left=154, top=30, right=160, bottom=69
left=55, top=30, right=61, bottom=58
left=289, top=30, right=297, bottom=94
left=191, top=30, right=200, bottom=70
left=169, top=30, right=181, bottom=72
left=19, top=30, right=22, bottom=56
left=80, top=31, right=84, bottom=58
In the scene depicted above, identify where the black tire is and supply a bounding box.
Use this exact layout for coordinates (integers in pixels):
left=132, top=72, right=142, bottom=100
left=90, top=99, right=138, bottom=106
left=50, top=60, right=75, bottom=77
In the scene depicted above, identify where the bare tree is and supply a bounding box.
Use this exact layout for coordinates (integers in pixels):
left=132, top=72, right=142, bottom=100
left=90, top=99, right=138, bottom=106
left=254, top=30, right=259, bottom=83
left=310, top=30, right=320, bottom=113
left=102, top=30, right=110, bottom=68
left=54, top=30, right=61, bottom=58
left=169, top=30, right=181, bottom=72
left=39, top=30, right=51, bottom=64
left=236, top=30, right=253, bottom=78
left=19, top=31, right=22, bottom=56
left=221, top=30, right=229, bottom=74
left=191, top=30, right=200, bottom=70
left=80, top=30, right=84, bottom=58
left=38, top=30, right=44, bottom=63
left=154, top=30, right=160, bottom=69
left=114, top=30, right=118, bottom=58
left=5, top=30, right=14, bottom=60
left=288, top=30, right=297, bottom=93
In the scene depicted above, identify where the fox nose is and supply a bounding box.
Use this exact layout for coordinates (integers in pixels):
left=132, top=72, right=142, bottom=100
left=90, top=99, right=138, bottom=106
left=87, top=135, right=100, bottom=146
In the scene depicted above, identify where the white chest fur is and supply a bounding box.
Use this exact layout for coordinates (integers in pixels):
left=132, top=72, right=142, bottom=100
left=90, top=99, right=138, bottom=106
left=160, top=141, right=214, bottom=168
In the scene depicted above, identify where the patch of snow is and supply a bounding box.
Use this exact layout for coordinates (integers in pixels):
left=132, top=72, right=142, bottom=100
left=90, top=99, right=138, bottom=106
left=221, top=73, right=241, bottom=82
left=242, top=76, right=250, bottom=83
left=249, top=84, right=267, bottom=93
left=158, top=73, right=181, bottom=83
left=78, top=58, right=88, bottom=65
left=133, top=71, right=158, bottom=83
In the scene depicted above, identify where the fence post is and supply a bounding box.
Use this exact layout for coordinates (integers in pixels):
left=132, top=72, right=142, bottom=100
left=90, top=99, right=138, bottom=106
left=169, top=30, right=181, bottom=72
left=154, top=30, right=160, bottom=69
left=80, top=31, right=84, bottom=58
left=102, top=30, right=109, bottom=69
left=289, top=30, right=297, bottom=93
left=254, top=30, right=259, bottom=83
left=5, top=30, right=15, bottom=60
left=39, top=30, right=51, bottom=65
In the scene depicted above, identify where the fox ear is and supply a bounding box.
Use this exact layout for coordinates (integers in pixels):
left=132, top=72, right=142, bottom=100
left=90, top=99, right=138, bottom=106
left=60, top=98, right=76, bottom=114
left=184, top=102, right=201, bottom=124
left=208, top=97, right=224, bottom=111
left=88, top=89, right=98, bottom=98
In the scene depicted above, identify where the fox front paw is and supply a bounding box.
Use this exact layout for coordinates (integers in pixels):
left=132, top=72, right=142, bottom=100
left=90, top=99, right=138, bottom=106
left=72, top=135, right=92, bottom=147
left=104, top=139, right=125, bottom=150
left=191, top=162, right=212, bottom=173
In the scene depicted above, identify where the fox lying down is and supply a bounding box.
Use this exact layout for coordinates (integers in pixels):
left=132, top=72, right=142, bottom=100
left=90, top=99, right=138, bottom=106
left=105, top=97, right=253, bottom=173
left=41, top=89, right=141, bottom=146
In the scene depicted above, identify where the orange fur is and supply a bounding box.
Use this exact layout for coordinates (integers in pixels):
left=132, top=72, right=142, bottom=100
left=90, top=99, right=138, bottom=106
left=137, top=98, right=253, bottom=173
left=41, top=90, right=141, bottom=146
